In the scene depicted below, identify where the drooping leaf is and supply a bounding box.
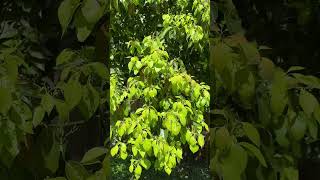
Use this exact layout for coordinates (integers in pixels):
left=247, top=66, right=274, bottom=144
left=81, top=0, right=106, bottom=24
left=270, top=68, right=288, bottom=116
left=287, top=66, right=305, bottom=73
left=215, top=127, right=232, bottom=149
left=74, top=9, right=95, bottom=42
left=221, top=144, right=248, bottom=180
left=242, top=122, right=260, bottom=146
left=299, top=89, right=319, bottom=116
left=58, top=0, right=81, bottom=35
left=65, top=161, right=89, bottom=180
left=239, top=142, right=267, bottom=167
left=80, top=147, right=107, bottom=164
left=43, top=141, right=60, bottom=173
left=290, top=112, right=307, bottom=141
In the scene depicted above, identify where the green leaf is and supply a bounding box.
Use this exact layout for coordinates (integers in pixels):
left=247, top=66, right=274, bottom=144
left=80, top=147, right=107, bottom=164
left=129, top=164, right=134, bottom=173
left=33, top=106, right=45, bottom=127
left=120, top=150, right=128, bottom=160
left=143, top=140, right=152, bottom=152
left=135, top=165, right=142, bottom=176
left=41, top=93, right=55, bottom=114
left=189, top=144, right=199, bottom=153
left=0, top=88, right=12, bottom=114
left=290, top=113, right=307, bottom=141
left=88, top=62, right=108, bottom=79
left=43, top=141, right=60, bottom=173
left=198, top=134, right=205, bottom=147
left=282, top=167, right=298, bottom=180
left=299, top=90, right=319, bottom=116
left=110, top=145, right=118, bottom=157
left=74, top=9, right=95, bottom=42
left=215, top=127, right=232, bottom=149
left=58, top=0, right=81, bottom=35
left=81, top=0, right=106, bottom=24
left=56, top=49, right=77, bottom=66
left=307, top=117, right=318, bottom=139
left=270, top=68, right=288, bottom=116
left=221, top=144, right=247, bottom=180
left=164, top=167, right=172, bottom=175
left=64, top=79, right=82, bottom=109
left=55, top=101, right=69, bottom=122
left=242, top=122, right=260, bottom=146
left=239, top=42, right=260, bottom=64
left=292, top=73, right=320, bottom=89
left=287, top=66, right=305, bottom=73
left=65, top=161, right=89, bottom=180
left=239, top=142, right=267, bottom=167
left=140, top=159, right=151, bottom=169
left=210, top=43, right=235, bottom=74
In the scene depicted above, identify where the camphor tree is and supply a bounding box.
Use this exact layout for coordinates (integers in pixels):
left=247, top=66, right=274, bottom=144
left=110, top=0, right=210, bottom=179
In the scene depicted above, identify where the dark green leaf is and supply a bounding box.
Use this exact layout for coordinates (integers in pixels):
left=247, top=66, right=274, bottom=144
left=65, top=161, right=89, bottom=180
left=80, top=147, right=107, bottom=164
left=242, top=122, right=260, bottom=146
left=239, top=142, right=267, bottom=167
left=0, top=88, right=12, bottom=114
left=58, top=0, right=81, bottom=35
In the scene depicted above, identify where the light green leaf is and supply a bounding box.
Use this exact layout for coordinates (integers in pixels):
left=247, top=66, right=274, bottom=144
left=164, top=167, right=172, bottom=175
left=58, top=0, right=81, bottom=35
left=135, top=165, right=142, bottom=175
left=189, top=144, right=199, bottom=153
left=143, top=140, right=152, bottom=152
left=198, top=134, right=205, bottom=147
left=140, top=159, right=151, bottom=169
left=33, top=106, right=45, bottom=127
left=129, top=164, right=134, bottom=173
left=80, top=147, right=107, bottom=164
left=132, top=146, right=138, bottom=156
left=239, top=142, right=267, bottom=167
left=110, top=145, right=118, bottom=157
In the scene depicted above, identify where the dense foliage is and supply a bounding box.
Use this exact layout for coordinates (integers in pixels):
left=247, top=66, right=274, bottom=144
left=210, top=1, right=320, bottom=180
left=0, top=0, right=109, bottom=179
left=110, top=0, right=210, bottom=179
